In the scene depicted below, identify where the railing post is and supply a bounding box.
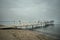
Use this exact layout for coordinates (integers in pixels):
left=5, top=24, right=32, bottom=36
left=14, top=21, right=15, bottom=24
left=19, top=20, right=21, bottom=24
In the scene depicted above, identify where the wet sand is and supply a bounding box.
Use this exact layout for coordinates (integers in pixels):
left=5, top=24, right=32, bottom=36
left=0, top=29, right=55, bottom=40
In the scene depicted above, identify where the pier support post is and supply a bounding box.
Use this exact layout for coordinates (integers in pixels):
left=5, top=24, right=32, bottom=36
left=32, top=25, right=33, bottom=30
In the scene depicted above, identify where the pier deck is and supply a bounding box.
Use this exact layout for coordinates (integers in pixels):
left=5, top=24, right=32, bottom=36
left=0, top=22, right=48, bottom=30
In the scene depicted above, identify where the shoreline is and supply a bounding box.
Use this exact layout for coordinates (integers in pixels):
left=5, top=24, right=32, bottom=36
left=0, top=24, right=60, bottom=40
left=32, top=30, right=60, bottom=40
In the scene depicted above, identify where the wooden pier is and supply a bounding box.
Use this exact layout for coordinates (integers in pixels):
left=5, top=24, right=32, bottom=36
left=0, top=23, right=49, bottom=30
left=0, top=20, right=54, bottom=30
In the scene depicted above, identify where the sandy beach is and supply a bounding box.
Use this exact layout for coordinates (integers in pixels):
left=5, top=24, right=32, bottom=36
left=0, top=29, right=55, bottom=40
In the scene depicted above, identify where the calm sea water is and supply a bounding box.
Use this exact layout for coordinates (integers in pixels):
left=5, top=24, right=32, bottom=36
left=34, top=24, right=60, bottom=39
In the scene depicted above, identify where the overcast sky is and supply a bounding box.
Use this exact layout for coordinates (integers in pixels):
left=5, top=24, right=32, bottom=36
left=0, top=0, right=60, bottom=24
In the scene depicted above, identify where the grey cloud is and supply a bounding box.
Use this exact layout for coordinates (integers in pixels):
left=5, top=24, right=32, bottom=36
left=0, top=0, right=60, bottom=24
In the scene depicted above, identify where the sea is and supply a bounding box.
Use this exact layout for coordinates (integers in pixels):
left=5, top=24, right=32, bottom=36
left=33, top=24, right=60, bottom=39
